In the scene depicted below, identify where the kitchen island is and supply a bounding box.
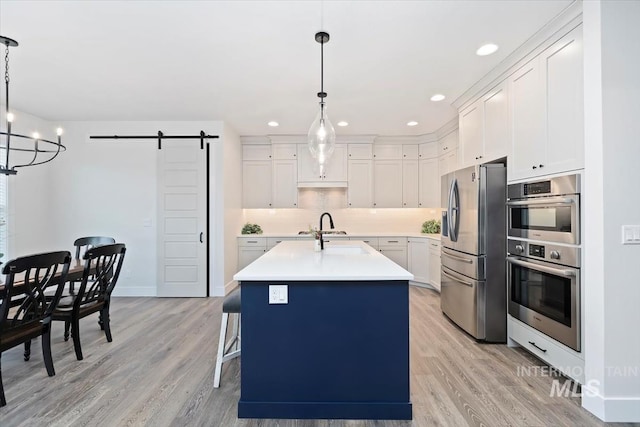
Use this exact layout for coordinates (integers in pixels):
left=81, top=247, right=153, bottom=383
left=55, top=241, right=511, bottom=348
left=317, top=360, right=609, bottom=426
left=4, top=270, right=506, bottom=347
left=233, top=240, right=413, bottom=420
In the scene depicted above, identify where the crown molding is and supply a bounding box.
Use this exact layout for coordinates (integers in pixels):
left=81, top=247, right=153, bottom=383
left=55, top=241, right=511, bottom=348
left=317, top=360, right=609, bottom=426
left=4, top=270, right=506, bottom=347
left=453, top=1, right=583, bottom=112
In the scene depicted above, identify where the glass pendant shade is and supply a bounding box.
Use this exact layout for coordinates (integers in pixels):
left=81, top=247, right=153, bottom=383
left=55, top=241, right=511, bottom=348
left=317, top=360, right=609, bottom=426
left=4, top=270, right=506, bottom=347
left=307, top=102, right=336, bottom=169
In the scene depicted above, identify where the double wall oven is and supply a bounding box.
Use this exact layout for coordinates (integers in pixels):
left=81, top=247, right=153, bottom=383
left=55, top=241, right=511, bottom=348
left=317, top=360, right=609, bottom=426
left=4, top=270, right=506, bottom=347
left=506, top=174, right=581, bottom=351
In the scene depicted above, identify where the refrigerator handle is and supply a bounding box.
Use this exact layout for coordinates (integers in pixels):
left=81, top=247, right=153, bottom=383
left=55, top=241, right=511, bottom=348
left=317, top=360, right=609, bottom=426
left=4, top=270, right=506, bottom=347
left=447, top=179, right=454, bottom=240
left=449, top=178, right=459, bottom=242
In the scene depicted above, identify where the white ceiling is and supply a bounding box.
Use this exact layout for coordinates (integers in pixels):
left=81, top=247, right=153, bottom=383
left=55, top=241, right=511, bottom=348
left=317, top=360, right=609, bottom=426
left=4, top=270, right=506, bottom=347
left=0, top=0, right=573, bottom=137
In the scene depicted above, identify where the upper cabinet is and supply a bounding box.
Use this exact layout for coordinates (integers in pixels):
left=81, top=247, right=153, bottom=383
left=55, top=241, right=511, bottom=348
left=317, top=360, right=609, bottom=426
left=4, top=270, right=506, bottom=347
left=243, top=159, right=272, bottom=208
left=459, top=80, right=509, bottom=168
left=438, top=130, right=459, bottom=176
left=297, top=144, right=348, bottom=184
left=509, top=26, right=583, bottom=181
left=373, top=159, right=403, bottom=208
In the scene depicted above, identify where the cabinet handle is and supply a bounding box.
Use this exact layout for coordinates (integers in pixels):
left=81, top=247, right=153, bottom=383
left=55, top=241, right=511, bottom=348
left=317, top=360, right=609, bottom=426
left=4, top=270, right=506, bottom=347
left=387, top=240, right=399, bottom=243
left=532, top=165, right=537, bottom=169
left=539, top=164, right=544, bottom=168
left=269, top=155, right=271, bottom=158
left=349, top=153, right=352, bottom=157
left=269, top=203, right=272, bottom=206
left=403, top=154, right=406, bottom=157
left=373, top=154, right=376, bottom=157
left=293, top=203, right=297, bottom=206
left=479, top=156, right=483, bottom=159
left=431, top=243, right=438, bottom=247
left=403, top=203, right=406, bottom=206
left=528, top=341, right=547, bottom=353
left=293, top=154, right=296, bottom=157
left=374, top=203, right=377, bottom=206
left=247, top=240, right=258, bottom=243
left=349, top=203, right=352, bottom=206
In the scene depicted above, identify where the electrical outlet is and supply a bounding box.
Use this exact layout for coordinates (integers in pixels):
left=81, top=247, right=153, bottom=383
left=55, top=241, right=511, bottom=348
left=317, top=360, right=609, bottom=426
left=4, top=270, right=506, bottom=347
left=268, top=285, right=288, bottom=304
left=622, top=225, right=640, bottom=245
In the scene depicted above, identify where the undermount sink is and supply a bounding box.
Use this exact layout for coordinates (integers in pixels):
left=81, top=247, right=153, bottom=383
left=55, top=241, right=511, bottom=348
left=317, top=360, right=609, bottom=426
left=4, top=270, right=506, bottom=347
left=322, top=246, right=368, bottom=255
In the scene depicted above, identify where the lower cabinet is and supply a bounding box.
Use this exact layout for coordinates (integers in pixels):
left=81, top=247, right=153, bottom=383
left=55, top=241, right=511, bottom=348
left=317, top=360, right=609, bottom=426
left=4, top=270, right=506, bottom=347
left=407, top=238, right=429, bottom=283
left=378, top=237, right=408, bottom=270
left=427, top=240, right=441, bottom=291
left=238, top=237, right=267, bottom=270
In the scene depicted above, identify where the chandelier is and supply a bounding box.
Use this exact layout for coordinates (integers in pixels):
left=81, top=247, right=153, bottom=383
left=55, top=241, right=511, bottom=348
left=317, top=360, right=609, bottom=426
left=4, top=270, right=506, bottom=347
left=307, top=31, right=336, bottom=175
left=1, top=35, right=65, bottom=176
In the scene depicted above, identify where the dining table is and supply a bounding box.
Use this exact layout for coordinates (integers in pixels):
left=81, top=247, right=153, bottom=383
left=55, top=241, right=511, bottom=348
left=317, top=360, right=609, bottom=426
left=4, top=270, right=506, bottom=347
left=0, top=259, right=91, bottom=293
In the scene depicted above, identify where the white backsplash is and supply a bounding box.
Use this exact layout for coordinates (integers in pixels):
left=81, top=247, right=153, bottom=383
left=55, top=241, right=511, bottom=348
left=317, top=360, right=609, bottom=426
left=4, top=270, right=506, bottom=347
left=242, top=188, right=442, bottom=234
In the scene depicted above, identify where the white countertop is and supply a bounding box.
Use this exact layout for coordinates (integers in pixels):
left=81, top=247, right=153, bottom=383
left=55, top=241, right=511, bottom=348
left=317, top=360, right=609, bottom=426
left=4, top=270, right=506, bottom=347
left=238, top=232, right=441, bottom=240
left=234, top=240, right=414, bottom=281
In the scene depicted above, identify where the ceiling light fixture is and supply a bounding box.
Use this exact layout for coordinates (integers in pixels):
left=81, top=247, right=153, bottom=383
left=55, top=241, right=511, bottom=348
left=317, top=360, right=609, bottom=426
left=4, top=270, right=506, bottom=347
left=476, top=43, right=499, bottom=56
left=0, top=35, right=65, bottom=175
left=307, top=31, right=335, bottom=175
left=268, top=121, right=279, bottom=127
left=430, top=94, right=446, bottom=102
left=407, top=121, right=418, bottom=127
left=337, top=121, right=348, bottom=127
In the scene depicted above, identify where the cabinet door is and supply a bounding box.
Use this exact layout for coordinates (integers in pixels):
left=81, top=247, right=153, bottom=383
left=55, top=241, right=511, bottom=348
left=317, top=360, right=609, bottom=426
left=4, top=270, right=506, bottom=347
left=374, top=160, right=403, bottom=208
left=459, top=102, right=484, bottom=167
left=297, top=144, right=322, bottom=182
left=408, top=239, right=429, bottom=283
left=541, top=27, right=584, bottom=175
left=428, top=242, right=441, bottom=291
left=272, top=143, right=297, bottom=160
left=419, top=143, right=438, bottom=160
left=243, top=144, right=272, bottom=160
left=238, top=247, right=266, bottom=270
left=419, top=158, right=439, bottom=208
left=402, top=145, right=419, bottom=160
left=379, top=247, right=408, bottom=270
left=483, top=81, right=510, bottom=162
left=509, top=61, right=545, bottom=181
left=243, top=160, right=272, bottom=208
left=348, top=159, right=373, bottom=208
left=373, top=144, right=403, bottom=160
left=402, top=160, right=419, bottom=208
left=348, top=144, right=373, bottom=160
left=324, top=144, right=348, bottom=181
left=272, top=159, right=298, bottom=208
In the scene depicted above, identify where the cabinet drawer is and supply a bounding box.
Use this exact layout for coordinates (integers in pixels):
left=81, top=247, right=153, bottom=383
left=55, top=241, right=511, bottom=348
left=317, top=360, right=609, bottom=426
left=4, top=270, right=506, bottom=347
left=348, top=144, right=373, bottom=160
left=373, top=144, right=403, bottom=160
left=508, top=316, right=584, bottom=384
left=402, top=145, right=419, bottom=160
left=378, top=237, right=407, bottom=247
left=243, top=145, right=272, bottom=160
left=358, top=237, right=379, bottom=250
left=428, top=240, right=441, bottom=250
left=238, top=237, right=267, bottom=248
left=266, top=237, right=298, bottom=249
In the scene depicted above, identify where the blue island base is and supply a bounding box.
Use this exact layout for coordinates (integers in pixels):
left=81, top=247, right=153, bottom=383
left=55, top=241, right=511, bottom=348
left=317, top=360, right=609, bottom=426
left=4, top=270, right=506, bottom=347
left=238, top=280, right=412, bottom=420
left=238, top=401, right=412, bottom=420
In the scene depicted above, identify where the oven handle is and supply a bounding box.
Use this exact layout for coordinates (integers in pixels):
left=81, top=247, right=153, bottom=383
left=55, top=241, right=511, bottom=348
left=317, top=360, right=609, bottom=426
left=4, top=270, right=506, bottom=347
left=441, top=270, right=474, bottom=287
left=507, top=257, right=576, bottom=277
left=506, top=197, right=575, bottom=207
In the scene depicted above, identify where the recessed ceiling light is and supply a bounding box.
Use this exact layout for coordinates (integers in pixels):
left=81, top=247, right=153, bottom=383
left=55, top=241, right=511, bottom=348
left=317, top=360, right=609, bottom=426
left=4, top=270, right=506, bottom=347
left=267, top=121, right=279, bottom=127
left=476, top=43, right=499, bottom=56
left=337, top=121, right=349, bottom=127
left=430, top=94, right=445, bottom=102
left=407, top=121, right=418, bottom=127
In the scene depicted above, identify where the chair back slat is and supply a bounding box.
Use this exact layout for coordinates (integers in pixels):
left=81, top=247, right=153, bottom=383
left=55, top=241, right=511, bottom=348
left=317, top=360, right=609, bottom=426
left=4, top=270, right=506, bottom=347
left=0, top=251, right=72, bottom=337
left=75, top=244, right=126, bottom=309
left=73, top=236, right=116, bottom=260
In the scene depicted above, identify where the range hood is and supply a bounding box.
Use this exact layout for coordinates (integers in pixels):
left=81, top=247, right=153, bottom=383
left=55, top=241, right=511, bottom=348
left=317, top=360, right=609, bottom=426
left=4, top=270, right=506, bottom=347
left=297, top=181, right=347, bottom=188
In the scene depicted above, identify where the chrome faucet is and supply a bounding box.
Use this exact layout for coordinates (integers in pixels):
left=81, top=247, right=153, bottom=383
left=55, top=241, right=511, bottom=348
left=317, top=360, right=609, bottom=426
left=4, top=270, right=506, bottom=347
left=319, top=212, right=335, bottom=250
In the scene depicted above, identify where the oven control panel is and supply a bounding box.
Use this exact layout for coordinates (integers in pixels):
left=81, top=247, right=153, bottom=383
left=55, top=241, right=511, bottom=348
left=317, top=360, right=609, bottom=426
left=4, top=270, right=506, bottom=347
left=507, top=239, right=580, bottom=268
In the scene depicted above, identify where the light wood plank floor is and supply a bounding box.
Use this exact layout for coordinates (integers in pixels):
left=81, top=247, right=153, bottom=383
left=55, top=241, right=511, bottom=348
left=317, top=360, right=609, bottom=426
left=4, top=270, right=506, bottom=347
left=0, top=287, right=631, bottom=426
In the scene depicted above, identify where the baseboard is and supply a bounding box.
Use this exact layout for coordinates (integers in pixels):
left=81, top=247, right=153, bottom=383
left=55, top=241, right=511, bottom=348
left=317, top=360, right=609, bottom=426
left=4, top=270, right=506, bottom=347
left=112, top=287, right=157, bottom=297
left=583, top=391, right=640, bottom=422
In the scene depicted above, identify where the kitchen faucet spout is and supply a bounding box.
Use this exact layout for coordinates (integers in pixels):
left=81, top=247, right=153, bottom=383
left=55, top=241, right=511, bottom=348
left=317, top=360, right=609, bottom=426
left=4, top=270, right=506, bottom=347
left=319, top=212, right=335, bottom=250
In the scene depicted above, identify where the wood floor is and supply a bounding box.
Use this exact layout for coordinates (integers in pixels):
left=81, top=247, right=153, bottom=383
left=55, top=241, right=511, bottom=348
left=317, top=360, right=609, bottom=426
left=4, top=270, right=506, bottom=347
left=0, top=287, right=627, bottom=426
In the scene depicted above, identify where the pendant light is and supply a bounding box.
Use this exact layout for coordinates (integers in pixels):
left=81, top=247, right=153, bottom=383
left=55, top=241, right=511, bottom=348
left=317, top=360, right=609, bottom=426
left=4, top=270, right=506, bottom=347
left=0, top=35, right=65, bottom=175
left=307, top=31, right=335, bottom=176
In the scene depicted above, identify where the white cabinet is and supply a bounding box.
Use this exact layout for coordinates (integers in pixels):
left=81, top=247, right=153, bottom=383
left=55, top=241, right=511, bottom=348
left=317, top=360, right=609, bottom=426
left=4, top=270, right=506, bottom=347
left=459, top=81, right=509, bottom=168
left=373, top=160, right=403, bottom=208
left=427, top=240, right=441, bottom=291
left=419, top=143, right=438, bottom=160
left=243, top=144, right=272, bottom=160
left=298, top=144, right=347, bottom=183
left=266, top=237, right=299, bottom=250
left=402, top=160, right=419, bottom=208
left=373, top=144, right=403, bottom=160
left=272, top=160, right=298, bottom=208
left=378, top=237, right=407, bottom=270
left=237, top=237, right=267, bottom=270
left=348, top=159, right=373, bottom=208
left=438, top=130, right=459, bottom=177
left=348, top=144, right=373, bottom=160
left=271, top=143, right=297, bottom=160
left=509, top=27, right=583, bottom=181
left=402, top=145, right=419, bottom=160
left=243, top=160, right=272, bottom=208
left=407, top=238, right=429, bottom=284
left=419, top=158, right=439, bottom=208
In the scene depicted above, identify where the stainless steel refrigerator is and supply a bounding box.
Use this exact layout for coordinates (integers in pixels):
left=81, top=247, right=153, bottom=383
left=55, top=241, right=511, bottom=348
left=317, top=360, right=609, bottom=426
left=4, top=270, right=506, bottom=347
left=440, top=164, right=506, bottom=342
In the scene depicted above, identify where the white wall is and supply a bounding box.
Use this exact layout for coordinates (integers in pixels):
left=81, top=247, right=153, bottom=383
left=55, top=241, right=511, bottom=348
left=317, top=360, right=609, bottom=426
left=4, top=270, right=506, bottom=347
left=0, top=108, right=60, bottom=259
left=583, top=0, right=640, bottom=422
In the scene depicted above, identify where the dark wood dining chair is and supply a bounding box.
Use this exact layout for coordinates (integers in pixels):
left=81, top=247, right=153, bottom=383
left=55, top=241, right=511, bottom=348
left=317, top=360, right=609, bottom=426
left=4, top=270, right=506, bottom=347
left=0, top=251, right=72, bottom=407
left=68, top=236, right=116, bottom=297
left=53, top=243, right=126, bottom=361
